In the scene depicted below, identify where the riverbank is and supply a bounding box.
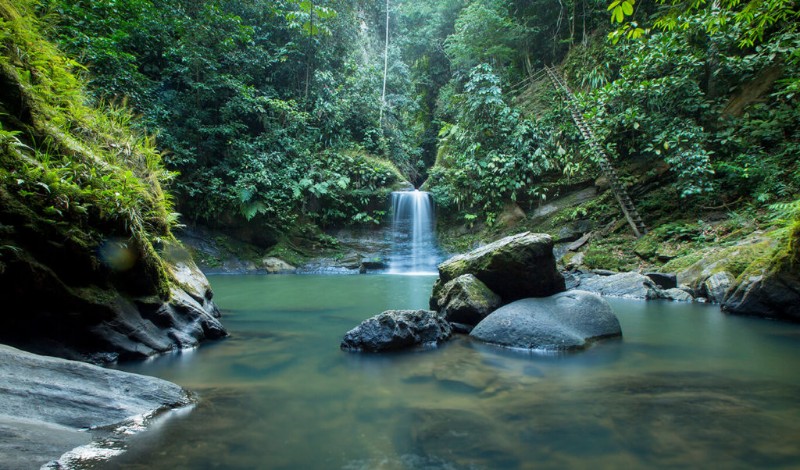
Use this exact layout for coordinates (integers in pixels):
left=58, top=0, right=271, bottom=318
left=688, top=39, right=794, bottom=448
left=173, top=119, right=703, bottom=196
left=0, top=344, right=192, bottom=469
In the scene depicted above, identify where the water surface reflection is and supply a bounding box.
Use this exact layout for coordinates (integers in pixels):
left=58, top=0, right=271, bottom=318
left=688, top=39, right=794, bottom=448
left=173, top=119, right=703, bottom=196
left=109, top=275, right=800, bottom=469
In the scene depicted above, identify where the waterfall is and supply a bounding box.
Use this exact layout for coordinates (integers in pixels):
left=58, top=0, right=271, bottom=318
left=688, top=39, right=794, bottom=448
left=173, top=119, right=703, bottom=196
left=388, top=190, right=440, bottom=274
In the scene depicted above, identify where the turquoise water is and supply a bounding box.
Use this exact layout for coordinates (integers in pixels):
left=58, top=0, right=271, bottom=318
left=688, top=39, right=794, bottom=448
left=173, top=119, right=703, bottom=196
left=108, top=274, right=800, bottom=469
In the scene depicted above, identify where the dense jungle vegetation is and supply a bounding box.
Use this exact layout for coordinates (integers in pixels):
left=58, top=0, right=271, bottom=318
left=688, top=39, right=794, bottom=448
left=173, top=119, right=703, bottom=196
left=4, top=0, right=800, bottom=261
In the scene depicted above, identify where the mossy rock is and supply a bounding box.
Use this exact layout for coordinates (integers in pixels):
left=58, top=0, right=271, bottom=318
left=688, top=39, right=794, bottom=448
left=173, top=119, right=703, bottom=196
left=438, top=232, right=565, bottom=302
left=430, top=274, right=502, bottom=327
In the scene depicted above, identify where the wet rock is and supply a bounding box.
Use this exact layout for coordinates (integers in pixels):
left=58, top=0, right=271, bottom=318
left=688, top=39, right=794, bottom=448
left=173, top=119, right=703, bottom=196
left=430, top=274, right=502, bottom=327
left=341, top=310, right=452, bottom=352
left=722, top=267, right=800, bottom=321
left=556, top=220, right=592, bottom=243
left=360, top=257, right=388, bottom=271
left=645, top=272, right=678, bottom=289
left=0, top=239, right=227, bottom=362
left=579, top=272, right=660, bottom=299
left=702, top=271, right=734, bottom=304
left=0, top=344, right=191, bottom=469
left=437, top=232, right=565, bottom=303
left=262, top=257, right=296, bottom=273
left=656, top=287, right=694, bottom=302
left=470, top=291, right=622, bottom=351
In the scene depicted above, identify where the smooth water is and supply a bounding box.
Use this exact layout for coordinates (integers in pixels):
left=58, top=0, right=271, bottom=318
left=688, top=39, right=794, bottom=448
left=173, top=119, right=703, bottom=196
left=107, top=275, right=800, bottom=469
left=388, top=191, right=440, bottom=274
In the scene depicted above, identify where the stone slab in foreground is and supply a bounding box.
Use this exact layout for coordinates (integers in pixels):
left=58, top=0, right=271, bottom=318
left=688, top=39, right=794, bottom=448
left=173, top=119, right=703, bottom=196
left=0, top=344, right=191, bottom=469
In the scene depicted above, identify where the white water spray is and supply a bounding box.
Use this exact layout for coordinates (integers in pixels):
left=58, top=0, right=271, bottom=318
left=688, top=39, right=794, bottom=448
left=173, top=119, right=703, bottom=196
left=388, top=190, right=440, bottom=275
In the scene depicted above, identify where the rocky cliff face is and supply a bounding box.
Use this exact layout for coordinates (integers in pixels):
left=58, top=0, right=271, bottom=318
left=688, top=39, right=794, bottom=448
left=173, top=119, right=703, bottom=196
left=0, top=1, right=226, bottom=362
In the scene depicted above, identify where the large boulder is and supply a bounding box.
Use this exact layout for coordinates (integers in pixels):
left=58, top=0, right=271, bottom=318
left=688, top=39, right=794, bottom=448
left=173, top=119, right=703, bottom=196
left=578, top=272, right=660, bottom=300
left=0, top=236, right=227, bottom=363
left=430, top=274, right=502, bottom=327
left=437, top=232, right=565, bottom=302
left=702, top=271, right=734, bottom=303
left=722, top=266, right=800, bottom=321
left=341, top=310, right=452, bottom=352
left=470, top=291, right=622, bottom=351
left=0, top=344, right=191, bottom=469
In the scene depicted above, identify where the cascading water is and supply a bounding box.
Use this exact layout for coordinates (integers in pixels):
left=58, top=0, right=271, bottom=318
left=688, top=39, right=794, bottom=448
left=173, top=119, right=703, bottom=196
left=388, top=190, right=441, bottom=274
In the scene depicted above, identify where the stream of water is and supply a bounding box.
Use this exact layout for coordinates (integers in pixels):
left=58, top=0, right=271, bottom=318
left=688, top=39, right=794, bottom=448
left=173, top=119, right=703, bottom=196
left=387, top=191, right=440, bottom=274
left=104, top=274, right=800, bottom=470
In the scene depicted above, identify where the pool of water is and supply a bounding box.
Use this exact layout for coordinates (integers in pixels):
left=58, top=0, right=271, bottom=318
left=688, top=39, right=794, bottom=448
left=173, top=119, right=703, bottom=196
left=106, top=274, right=800, bottom=469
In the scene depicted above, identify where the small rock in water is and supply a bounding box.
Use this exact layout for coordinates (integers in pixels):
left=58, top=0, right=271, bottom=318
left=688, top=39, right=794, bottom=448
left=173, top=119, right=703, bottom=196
left=341, top=310, right=452, bottom=352
left=430, top=274, right=501, bottom=327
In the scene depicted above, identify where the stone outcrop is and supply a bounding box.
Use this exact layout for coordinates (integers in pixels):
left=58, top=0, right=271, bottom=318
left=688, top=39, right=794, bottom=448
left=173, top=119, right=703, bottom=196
left=437, top=232, right=565, bottom=303
left=0, top=344, right=191, bottom=469
left=262, top=257, right=297, bottom=273
left=469, top=291, right=622, bottom=351
left=645, top=272, right=678, bottom=289
left=578, top=272, right=660, bottom=300
left=722, top=262, right=800, bottom=321
left=430, top=274, right=502, bottom=328
left=341, top=310, right=452, bottom=352
left=702, top=272, right=734, bottom=303
left=0, top=234, right=227, bottom=363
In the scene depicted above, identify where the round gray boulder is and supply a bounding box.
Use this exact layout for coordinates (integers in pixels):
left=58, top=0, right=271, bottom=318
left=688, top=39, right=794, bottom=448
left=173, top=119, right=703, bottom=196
left=469, top=291, right=622, bottom=351
left=341, top=310, right=452, bottom=352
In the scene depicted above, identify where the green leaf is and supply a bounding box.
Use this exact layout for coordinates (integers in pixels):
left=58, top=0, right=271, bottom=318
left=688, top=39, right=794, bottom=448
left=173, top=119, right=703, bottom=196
left=622, top=1, right=634, bottom=15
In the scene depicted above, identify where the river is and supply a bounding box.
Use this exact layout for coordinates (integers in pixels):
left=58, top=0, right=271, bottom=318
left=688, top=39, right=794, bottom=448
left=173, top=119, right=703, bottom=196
left=106, top=274, right=800, bottom=469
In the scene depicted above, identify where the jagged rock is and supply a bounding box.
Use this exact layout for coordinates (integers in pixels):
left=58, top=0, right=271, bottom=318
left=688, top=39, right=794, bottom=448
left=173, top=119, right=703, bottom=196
left=341, top=310, right=452, bottom=352
left=360, top=257, right=388, bottom=270
left=656, top=288, right=694, bottom=302
left=470, top=291, right=622, bottom=351
left=645, top=272, right=678, bottom=289
left=0, top=344, right=191, bottom=469
left=722, top=265, right=800, bottom=321
left=497, top=202, right=526, bottom=228
left=579, top=272, right=660, bottom=299
left=262, top=257, right=296, bottom=273
left=430, top=274, right=502, bottom=327
left=702, top=272, right=734, bottom=304
left=556, top=220, right=592, bottom=243
left=0, top=236, right=227, bottom=362
left=564, top=251, right=585, bottom=270
left=437, top=232, right=565, bottom=303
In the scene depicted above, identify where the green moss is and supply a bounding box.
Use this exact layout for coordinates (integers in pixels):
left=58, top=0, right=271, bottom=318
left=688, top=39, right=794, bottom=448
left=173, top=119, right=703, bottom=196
left=583, top=236, right=640, bottom=271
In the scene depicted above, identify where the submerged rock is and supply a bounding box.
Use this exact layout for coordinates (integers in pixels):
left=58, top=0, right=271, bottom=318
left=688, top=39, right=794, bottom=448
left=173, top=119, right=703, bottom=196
left=470, top=291, right=622, bottom=351
left=0, top=344, right=191, bottom=469
left=430, top=274, right=502, bottom=327
left=341, top=310, right=452, bottom=352
left=578, top=272, right=660, bottom=300
left=437, top=232, right=565, bottom=303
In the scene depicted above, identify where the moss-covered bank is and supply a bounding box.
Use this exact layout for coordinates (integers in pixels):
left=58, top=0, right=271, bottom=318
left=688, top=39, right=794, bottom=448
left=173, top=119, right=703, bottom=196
left=0, top=0, right=226, bottom=361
